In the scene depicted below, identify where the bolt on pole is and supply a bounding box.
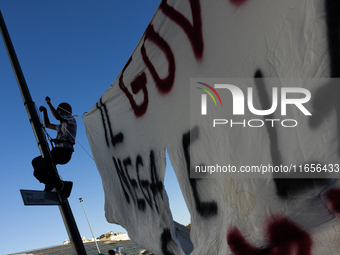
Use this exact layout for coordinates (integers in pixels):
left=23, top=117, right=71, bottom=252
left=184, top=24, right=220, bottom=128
left=0, top=10, right=87, bottom=255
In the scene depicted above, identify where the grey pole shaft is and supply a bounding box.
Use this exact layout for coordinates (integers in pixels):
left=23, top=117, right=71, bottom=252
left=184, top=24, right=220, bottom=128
left=79, top=198, right=101, bottom=254
left=0, top=10, right=87, bottom=255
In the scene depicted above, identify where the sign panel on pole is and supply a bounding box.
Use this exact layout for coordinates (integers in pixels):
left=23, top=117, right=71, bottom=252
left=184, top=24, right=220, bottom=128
left=20, top=189, right=61, bottom=206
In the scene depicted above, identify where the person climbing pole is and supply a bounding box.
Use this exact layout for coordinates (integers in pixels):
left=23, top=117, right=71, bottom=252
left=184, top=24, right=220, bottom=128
left=32, top=96, right=77, bottom=198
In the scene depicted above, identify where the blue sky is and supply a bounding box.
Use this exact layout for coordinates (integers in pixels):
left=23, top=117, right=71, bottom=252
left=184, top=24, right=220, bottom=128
left=0, top=1, right=190, bottom=254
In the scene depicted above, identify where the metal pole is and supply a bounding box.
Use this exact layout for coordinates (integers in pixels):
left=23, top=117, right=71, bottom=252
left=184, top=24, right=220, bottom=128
left=0, top=10, right=87, bottom=255
left=79, top=198, right=101, bottom=254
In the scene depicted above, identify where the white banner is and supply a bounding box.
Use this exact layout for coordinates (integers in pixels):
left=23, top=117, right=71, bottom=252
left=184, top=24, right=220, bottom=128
left=84, top=0, right=340, bottom=254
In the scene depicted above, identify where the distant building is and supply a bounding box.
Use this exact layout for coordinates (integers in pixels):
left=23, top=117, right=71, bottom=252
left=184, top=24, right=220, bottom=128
left=98, top=231, right=129, bottom=242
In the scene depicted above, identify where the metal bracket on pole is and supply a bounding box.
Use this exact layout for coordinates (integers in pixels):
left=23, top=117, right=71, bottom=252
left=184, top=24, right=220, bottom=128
left=0, top=10, right=87, bottom=255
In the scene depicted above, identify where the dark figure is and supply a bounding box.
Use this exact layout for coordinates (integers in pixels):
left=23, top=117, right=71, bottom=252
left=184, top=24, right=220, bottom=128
left=32, top=96, right=77, bottom=198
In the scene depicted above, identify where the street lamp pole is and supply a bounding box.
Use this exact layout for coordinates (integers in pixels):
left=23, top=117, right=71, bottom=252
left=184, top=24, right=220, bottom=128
left=0, top=10, right=86, bottom=255
left=79, top=198, right=101, bottom=254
